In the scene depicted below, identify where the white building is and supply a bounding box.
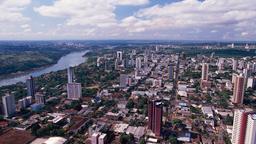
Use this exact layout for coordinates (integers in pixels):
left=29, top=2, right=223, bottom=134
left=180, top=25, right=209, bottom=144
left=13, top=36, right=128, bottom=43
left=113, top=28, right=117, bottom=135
left=67, top=83, right=82, bottom=100
left=245, top=114, right=256, bottom=144
left=136, top=57, right=142, bottom=70
left=117, top=51, right=123, bottom=61
left=247, top=77, right=256, bottom=89
left=91, top=133, right=99, bottom=144
left=98, top=133, right=107, bottom=144
left=2, top=94, right=16, bottom=117
left=201, top=63, right=209, bottom=81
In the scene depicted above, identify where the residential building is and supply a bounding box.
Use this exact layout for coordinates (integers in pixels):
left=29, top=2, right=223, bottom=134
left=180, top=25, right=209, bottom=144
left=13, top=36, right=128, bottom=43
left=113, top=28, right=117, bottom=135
left=35, top=93, right=45, bottom=104
left=26, top=76, right=35, bottom=98
left=169, top=64, right=174, bottom=80
left=232, top=109, right=256, bottom=144
left=67, top=83, right=82, bottom=100
left=2, top=94, right=15, bottom=117
left=117, top=51, right=123, bottom=61
left=136, top=57, right=142, bottom=70
left=201, top=63, right=209, bottom=81
left=233, top=59, right=238, bottom=71
left=245, top=114, right=256, bottom=144
left=148, top=99, right=162, bottom=136
left=232, top=74, right=245, bottom=104
left=67, top=67, right=74, bottom=83
left=120, top=74, right=128, bottom=88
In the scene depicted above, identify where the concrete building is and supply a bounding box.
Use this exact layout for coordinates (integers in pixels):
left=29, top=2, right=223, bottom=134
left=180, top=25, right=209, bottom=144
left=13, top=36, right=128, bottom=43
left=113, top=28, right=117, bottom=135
left=67, top=83, right=82, bottom=100
left=169, top=64, right=174, bottom=80
left=201, top=63, right=209, bottom=81
left=233, top=59, right=238, bottom=71
left=148, top=99, right=162, bottom=136
left=35, top=93, right=45, bottom=104
left=136, top=57, right=142, bottom=70
left=232, top=74, right=245, bottom=104
left=67, top=67, right=74, bottom=83
left=120, top=74, right=128, bottom=88
left=2, top=94, right=16, bottom=117
left=117, top=51, right=123, bottom=61
left=91, top=133, right=99, bottom=144
left=232, top=109, right=256, bottom=144
left=18, top=96, right=32, bottom=109
left=98, top=133, right=107, bottom=144
left=245, top=114, right=256, bottom=144
left=247, top=77, right=256, bottom=89
left=232, top=109, right=248, bottom=144
left=26, top=76, right=35, bottom=98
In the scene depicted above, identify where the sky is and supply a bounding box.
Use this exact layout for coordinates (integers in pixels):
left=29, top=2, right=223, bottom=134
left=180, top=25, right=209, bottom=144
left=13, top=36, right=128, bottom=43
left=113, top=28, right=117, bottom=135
left=0, top=0, right=255, bottom=41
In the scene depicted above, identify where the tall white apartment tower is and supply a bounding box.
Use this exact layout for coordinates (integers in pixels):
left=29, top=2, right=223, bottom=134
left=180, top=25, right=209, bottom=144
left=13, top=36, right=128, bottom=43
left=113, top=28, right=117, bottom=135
left=116, top=51, right=123, bottom=61
left=67, top=67, right=74, bottom=83
left=2, top=94, right=16, bottom=117
left=232, top=74, right=245, bottom=104
left=201, top=63, right=209, bottom=81
left=67, top=83, right=82, bottom=100
left=233, top=59, right=238, bottom=71
left=232, top=109, right=248, bottom=144
left=136, top=57, right=142, bottom=70
left=245, top=114, right=256, bottom=144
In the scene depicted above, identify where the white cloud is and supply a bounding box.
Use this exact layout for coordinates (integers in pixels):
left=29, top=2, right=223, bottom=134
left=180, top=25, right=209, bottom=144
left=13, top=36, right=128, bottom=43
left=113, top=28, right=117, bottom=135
left=23, top=28, right=31, bottom=32
left=241, top=32, right=249, bottom=36
left=21, top=24, right=30, bottom=29
left=34, top=0, right=149, bottom=27
left=0, top=0, right=31, bottom=22
left=120, top=0, right=256, bottom=40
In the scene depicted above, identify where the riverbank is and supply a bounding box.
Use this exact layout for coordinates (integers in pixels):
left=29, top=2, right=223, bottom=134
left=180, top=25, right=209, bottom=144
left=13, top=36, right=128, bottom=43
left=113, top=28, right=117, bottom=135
left=0, top=50, right=89, bottom=87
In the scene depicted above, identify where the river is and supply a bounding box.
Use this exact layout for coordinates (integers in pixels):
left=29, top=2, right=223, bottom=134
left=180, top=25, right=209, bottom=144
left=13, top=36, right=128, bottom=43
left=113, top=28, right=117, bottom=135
left=0, top=50, right=89, bottom=87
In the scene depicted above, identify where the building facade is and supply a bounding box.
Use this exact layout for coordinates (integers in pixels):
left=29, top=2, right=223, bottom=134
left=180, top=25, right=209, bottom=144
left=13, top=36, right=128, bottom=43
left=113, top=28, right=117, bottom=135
left=148, top=99, right=162, bottom=136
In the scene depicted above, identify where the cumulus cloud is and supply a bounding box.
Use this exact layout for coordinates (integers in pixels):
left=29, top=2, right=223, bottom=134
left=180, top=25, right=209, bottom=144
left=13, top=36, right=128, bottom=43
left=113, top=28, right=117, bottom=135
left=0, top=0, right=31, bottom=22
left=34, top=0, right=149, bottom=27
left=121, top=0, right=256, bottom=31
left=119, top=0, right=256, bottom=40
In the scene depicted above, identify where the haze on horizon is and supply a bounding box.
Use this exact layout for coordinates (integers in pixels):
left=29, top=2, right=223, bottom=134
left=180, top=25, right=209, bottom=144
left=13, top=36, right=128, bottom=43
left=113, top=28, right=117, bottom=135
left=0, top=0, right=255, bottom=41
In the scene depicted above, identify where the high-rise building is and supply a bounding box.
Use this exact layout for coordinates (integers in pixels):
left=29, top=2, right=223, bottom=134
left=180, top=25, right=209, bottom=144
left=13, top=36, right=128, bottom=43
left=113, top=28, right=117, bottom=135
left=2, top=94, right=16, bottom=117
left=252, top=62, right=256, bottom=73
left=26, top=76, right=35, bottom=98
left=247, top=77, right=256, bottom=89
left=148, top=99, right=162, bottom=136
left=218, top=58, right=224, bottom=71
left=35, top=93, right=45, bottom=104
left=233, top=59, right=238, bottom=71
left=98, top=133, right=107, bottom=144
left=67, top=83, right=82, bottom=100
left=232, top=109, right=256, bottom=144
left=67, top=67, right=75, bottom=83
left=169, top=64, right=174, bottom=80
left=245, top=114, right=256, bottom=144
left=120, top=74, right=128, bottom=88
left=232, top=74, right=245, bottom=104
left=201, top=63, right=209, bottom=81
left=116, top=51, right=123, bottom=61
left=136, top=57, right=142, bottom=70
left=144, top=55, right=148, bottom=68
left=18, top=96, right=32, bottom=109
left=91, top=133, right=99, bottom=144
left=232, top=109, right=248, bottom=144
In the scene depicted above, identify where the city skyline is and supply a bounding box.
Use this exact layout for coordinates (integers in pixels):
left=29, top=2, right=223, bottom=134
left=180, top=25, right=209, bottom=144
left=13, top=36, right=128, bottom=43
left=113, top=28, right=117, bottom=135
left=0, top=0, right=256, bottom=41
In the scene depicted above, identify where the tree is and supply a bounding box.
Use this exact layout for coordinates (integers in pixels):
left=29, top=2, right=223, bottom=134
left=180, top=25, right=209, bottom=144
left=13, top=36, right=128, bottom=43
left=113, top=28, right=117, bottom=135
left=126, top=100, right=134, bottom=109
left=120, top=133, right=134, bottom=144
left=139, top=138, right=146, bottom=144
left=223, top=114, right=233, bottom=125
left=169, top=135, right=178, bottom=144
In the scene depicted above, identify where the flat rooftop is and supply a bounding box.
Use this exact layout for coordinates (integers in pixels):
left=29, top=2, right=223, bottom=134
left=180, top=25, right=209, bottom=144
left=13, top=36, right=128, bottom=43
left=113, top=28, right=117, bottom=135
left=0, top=129, right=35, bottom=144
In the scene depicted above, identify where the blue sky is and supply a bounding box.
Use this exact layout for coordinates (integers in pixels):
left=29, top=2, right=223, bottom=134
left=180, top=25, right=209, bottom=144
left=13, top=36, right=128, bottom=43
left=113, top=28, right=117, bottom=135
left=0, top=0, right=255, bottom=40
